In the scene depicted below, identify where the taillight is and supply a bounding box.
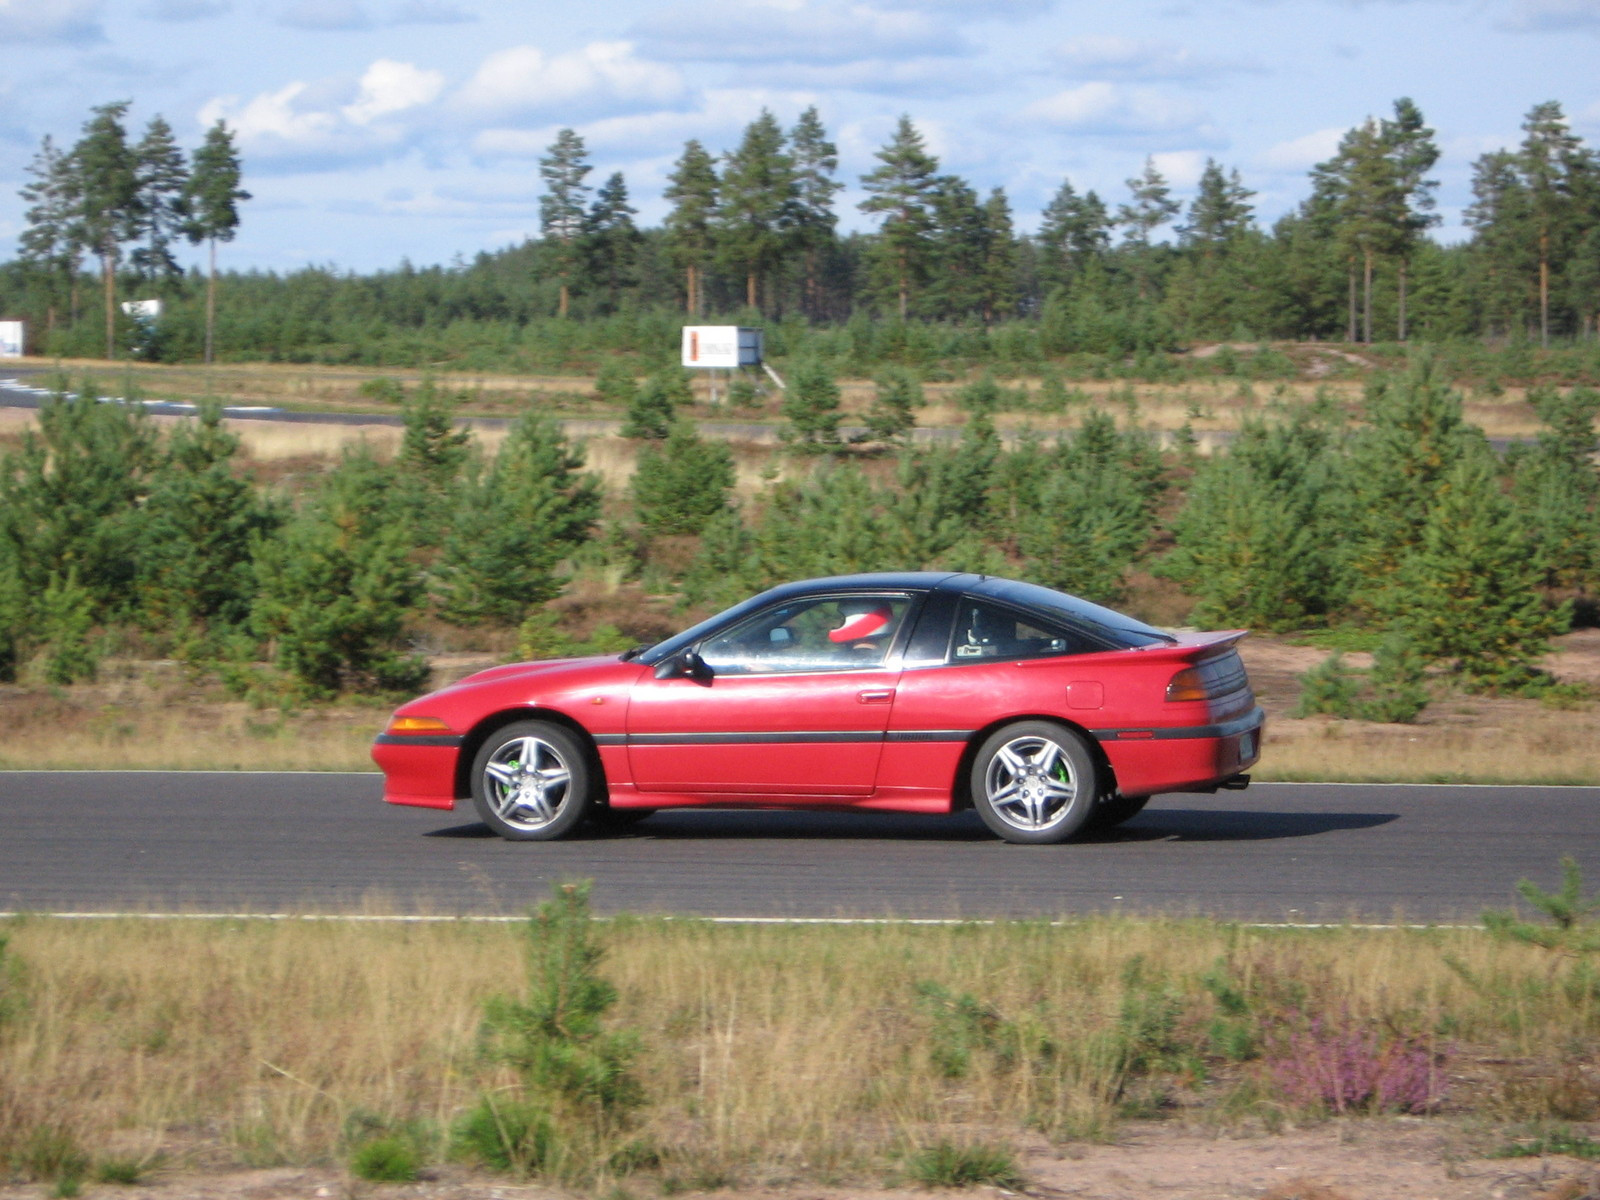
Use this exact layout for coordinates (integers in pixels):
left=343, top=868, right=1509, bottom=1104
left=1165, top=667, right=1208, bottom=702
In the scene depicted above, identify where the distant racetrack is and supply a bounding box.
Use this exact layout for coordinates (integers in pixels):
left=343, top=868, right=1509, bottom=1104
left=1, top=773, right=1592, bottom=921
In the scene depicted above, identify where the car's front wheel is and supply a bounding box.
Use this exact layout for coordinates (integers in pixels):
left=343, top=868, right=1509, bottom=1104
left=470, top=721, right=594, bottom=841
left=970, top=721, right=1098, bottom=844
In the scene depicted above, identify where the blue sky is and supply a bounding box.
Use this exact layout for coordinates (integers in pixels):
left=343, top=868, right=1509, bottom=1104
left=0, top=0, right=1595, bottom=274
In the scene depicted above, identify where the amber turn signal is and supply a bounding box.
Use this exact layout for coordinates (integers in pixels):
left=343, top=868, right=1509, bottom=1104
left=387, top=715, right=452, bottom=734
left=1165, top=667, right=1208, bottom=702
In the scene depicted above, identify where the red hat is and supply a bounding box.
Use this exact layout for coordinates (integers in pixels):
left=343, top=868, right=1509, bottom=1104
left=829, top=604, right=892, bottom=644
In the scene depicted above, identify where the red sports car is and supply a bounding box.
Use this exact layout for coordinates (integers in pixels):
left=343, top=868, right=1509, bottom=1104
left=373, top=573, right=1263, bottom=844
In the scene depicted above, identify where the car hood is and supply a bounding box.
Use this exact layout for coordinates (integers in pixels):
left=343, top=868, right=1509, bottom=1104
left=430, top=653, right=625, bottom=696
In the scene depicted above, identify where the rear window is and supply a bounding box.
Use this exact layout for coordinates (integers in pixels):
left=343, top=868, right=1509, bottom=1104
left=966, top=579, right=1173, bottom=649
left=950, top=598, right=1099, bottom=660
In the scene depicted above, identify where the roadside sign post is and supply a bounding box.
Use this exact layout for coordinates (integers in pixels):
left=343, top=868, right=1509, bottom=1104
left=0, top=320, right=24, bottom=358
left=680, top=326, right=776, bottom=406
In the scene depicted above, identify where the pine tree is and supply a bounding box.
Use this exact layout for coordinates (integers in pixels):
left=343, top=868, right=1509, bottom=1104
left=1392, top=448, right=1566, bottom=690
left=789, top=106, right=842, bottom=319
left=136, top=402, right=275, bottom=637
left=1517, top=101, right=1588, bottom=346
left=781, top=358, right=842, bottom=445
left=17, top=135, right=83, bottom=338
left=662, top=140, right=718, bottom=315
left=859, top=115, right=939, bottom=319
left=1464, top=149, right=1533, bottom=338
left=1177, top=159, right=1254, bottom=252
left=630, top=421, right=735, bottom=537
left=1381, top=97, right=1440, bottom=341
left=0, top=382, right=159, bottom=619
left=863, top=366, right=922, bottom=444
left=72, top=101, right=140, bottom=359
left=585, top=171, right=638, bottom=313
left=130, top=114, right=188, bottom=289
left=716, top=111, right=797, bottom=313
left=1038, top=178, right=1110, bottom=291
left=397, top=380, right=471, bottom=514
left=925, top=174, right=987, bottom=319
left=1117, top=157, right=1180, bottom=298
left=539, top=129, right=592, bottom=319
left=1314, top=119, right=1407, bottom=344
left=433, top=413, right=599, bottom=626
left=181, top=119, right=249, bottom=365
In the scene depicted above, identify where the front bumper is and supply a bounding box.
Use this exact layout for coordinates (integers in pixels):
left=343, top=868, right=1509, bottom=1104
left=371, top=734, right=462, bottom=810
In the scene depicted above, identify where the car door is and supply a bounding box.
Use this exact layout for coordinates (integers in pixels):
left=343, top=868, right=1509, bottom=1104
left=626, top=594, right=913, bottom=796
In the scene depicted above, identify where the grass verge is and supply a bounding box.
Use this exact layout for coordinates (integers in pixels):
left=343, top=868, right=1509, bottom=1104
left=1, top=910, right=1598, bottom=1191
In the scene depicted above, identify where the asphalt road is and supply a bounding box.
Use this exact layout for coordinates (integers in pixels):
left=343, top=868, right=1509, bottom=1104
left=1, top=773, right=1593, bottom=921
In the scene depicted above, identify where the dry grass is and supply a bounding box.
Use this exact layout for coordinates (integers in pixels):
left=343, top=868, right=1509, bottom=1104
left=0, top=662, right=383, bottom=773
left=0, top=913, right=1592, bottom=1188
left=1259, top=714, right=1600, bottom=785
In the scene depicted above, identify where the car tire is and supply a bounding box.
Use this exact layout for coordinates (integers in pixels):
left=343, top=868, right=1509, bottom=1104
left=969, top=720, right=1098, bottom=845
left=470, top=721, right=595, bottom=841
left=1084, top=792, right=1149, bottom=832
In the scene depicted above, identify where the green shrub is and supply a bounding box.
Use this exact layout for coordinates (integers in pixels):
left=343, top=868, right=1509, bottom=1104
left=451, top=1096, right=554, bottom=1175
left=903, top=1140, right=1024, bottom=1189
left=350, top=1135, right=421, bottom=1182
left=1294, top=653, right=1361, bottom=718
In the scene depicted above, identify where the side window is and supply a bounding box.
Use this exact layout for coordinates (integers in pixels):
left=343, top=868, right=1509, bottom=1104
left=699, top=595, right=912, bottom=675
left=950, top=599, right=1084, bottom=661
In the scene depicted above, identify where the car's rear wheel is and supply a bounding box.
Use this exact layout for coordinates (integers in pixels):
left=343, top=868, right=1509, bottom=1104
left=1084, top=792, right=1149, bottom=832
left=970, top=721, right=1098, bottom=844
left=470, top=721, right=594, bottom=841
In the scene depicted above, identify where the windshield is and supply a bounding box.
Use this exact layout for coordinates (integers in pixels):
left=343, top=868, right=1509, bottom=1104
left=634, top=588, right=785, bottom=666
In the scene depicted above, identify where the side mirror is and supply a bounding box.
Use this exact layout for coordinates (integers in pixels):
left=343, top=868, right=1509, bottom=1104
left=654, top=650, right=713, bottom=681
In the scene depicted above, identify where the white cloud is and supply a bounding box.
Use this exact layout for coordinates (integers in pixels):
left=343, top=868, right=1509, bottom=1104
left=1019, top=82, right=1212, bottom=136
left=1500, top=0, right=1600, bottom=29
left=1150, top=149, right=1206, bottom=187
left=0, top=0, right=104, bottom=42
left=200, top=59, right=445, bottom=167
left=1257, top=126, right=1344, bottom=169
left=453, top=42, right=686, bottom=122
left=1049, top=35, right=1261, bottom=82
left=278, top=0, right=370, bottom=30
left=201, top=82, right=342, bottom=150
left=632, top=0, right=967, bottom=66
left=342, top=59, right=445, bottom=125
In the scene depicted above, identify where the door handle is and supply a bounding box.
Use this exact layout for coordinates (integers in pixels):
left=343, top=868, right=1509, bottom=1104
left=857, top=689, right=895, bottom=704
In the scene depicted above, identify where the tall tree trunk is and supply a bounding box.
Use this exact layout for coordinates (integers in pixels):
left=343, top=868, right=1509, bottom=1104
left=684, top=264, right=696, bottom=315
left=558, top=281, right=569, bottom=319
left=746, top=270, right=757, bottom=311
left=1362, top=247, right=1374, bottom=345
left=1398, top=260, right=1408, bottom=342
left=205, top=237, right=218, bottom=366
left=1346, top=259, right=1357, bottom=343
left=101, top=244, right=116, bottom=360
left=898, top=246, right=909, bottom=320
left=1539, top=227, right=1550, bottom=348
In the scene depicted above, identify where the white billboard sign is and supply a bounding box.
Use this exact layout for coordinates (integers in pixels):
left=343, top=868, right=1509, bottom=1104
left=681, top=326, right=762, bottom=369
left=121, top=299, right=164, bottom=321
left=0, top=321, right=23, bottom=358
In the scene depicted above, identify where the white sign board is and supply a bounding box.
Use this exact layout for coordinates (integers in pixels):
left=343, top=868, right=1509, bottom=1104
left=0, top=321, right=23, bottom=358
left=121, top=299, right=164, bottom=321
left=681, top=326, right=762, bottom=369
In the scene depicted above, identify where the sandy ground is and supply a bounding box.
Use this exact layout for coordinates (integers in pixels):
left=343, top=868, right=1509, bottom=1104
left=4, top=1123, right=1596, bottom=1200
